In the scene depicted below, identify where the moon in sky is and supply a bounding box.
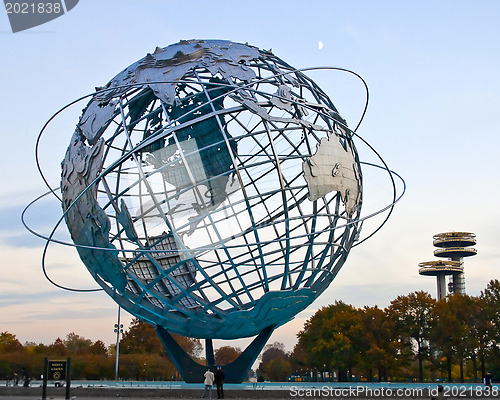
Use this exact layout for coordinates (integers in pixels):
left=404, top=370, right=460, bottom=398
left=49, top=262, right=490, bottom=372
left=318, top=41, right=324, bottom=50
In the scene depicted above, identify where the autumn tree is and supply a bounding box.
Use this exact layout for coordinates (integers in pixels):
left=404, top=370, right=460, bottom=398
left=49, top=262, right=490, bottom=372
left=257, top=341, right=291, bottom=381
left=89, top=340, right=108, bottom=355
left=358, top=306, right=400, bottom=382
left=175, top=334, right=203, bottom=360
left=260, top=342, right=287, bottom=365
left=290, top=342, right=309, bottom=375
left=480, top=279, right=500, bottom=379
left=48, top=338, right=67, bottom=356
left=0, top=332, right=23, bottom=353
left=64, top=332, right=92, bottom=354
left=214, top=346, right=241, bottom=365
left=117, top=318, right=203, bottom=379
left=482, top=279, right=500, bottom=344
left=388, top=291, right=436, bottom=381
left=297, top=301, right=362, bottom=381
left=266, top=357, right=292, bottom=381
left=120, top=319, right=202, bottom=358
left=463, top=295, right=491, bottom=382
left=431, top=294, right=477, bottom=382
left=120, top=319, right=164, bottom=354
left=0, top=332, right=25, bottom=379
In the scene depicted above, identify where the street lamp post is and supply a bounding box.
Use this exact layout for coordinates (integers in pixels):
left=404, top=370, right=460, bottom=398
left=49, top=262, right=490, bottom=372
left=114, top=306, right=124, bottom=381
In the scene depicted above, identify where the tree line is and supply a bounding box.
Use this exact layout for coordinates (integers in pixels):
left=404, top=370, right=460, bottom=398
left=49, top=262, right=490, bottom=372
left=0, top=318, right=263, bottom=382
left=0, top=319, right=203, bottom=381
left=292, top=279, right=500, bottom=383
left=1, top=279, right=498, bottom=383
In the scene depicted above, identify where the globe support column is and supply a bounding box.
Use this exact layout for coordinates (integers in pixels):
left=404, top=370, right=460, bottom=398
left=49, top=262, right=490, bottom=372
left=156, top=325, right=275, bottom=383
left=205, top=338, right=215, bottom=366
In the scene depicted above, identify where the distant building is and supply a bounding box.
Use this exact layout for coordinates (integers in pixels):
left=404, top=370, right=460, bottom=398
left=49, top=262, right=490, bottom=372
left=418, top=232, right=476, bottom=300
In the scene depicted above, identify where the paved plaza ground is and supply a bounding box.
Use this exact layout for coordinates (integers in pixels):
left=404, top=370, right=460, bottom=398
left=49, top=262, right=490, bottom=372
left=0, top=386, right=497, bottom=399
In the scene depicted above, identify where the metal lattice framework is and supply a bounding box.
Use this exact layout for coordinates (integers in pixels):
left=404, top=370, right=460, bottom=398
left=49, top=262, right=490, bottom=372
left=24, top=40, right=405, bottom=345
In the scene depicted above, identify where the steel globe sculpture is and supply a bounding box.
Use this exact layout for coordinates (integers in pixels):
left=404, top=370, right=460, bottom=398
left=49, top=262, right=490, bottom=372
left=25, top=39, right=404, bottom=382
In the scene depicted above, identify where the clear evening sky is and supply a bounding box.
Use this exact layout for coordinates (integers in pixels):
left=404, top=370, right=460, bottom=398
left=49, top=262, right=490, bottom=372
left=1, top=0, right=499, bottom=352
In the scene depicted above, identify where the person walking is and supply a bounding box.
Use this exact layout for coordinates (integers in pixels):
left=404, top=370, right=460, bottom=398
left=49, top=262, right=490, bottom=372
left=214, top=365, right=225, bottom=399
left=21, top=367, right=30, bottom=387
left=250, top=371, right=258, bottom=389
left=13, top=371, right=19, bottom=386
left=484, top=371, right=493, bottom=388
left=201, top=368, right=215, bottom=399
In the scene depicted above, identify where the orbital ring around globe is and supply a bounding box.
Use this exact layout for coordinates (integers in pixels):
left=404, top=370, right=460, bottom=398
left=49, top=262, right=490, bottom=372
left=23, top=40, right=405, bottom=340
left=23, top=76, right=404, bottom=286
left=26, top=73, right=402, bottom=253
left=24, top=160, right=405, bottom=294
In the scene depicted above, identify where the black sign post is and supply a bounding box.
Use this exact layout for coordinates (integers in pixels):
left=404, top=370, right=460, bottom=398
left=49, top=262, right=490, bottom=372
left=65, top=357, right=71, bottom=400
left=42, top=357, right=48, bottom=400
left=41, top=357, right=71, bottom=400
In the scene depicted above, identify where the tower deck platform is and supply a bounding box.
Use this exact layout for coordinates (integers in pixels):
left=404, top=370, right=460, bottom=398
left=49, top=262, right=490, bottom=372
left=433, top=232, right=476, bottom=248
left=418, top=260, right=462, bottom=276
left=434, top=247, right=477, bottom=259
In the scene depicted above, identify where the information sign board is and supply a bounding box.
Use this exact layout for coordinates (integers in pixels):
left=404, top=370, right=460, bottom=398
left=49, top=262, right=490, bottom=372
left=48, top=360, right=66, bottom=380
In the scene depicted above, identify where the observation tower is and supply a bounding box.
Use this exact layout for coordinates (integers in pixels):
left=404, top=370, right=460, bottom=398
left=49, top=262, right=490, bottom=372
left=418, top=232, right=477, bottom=300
